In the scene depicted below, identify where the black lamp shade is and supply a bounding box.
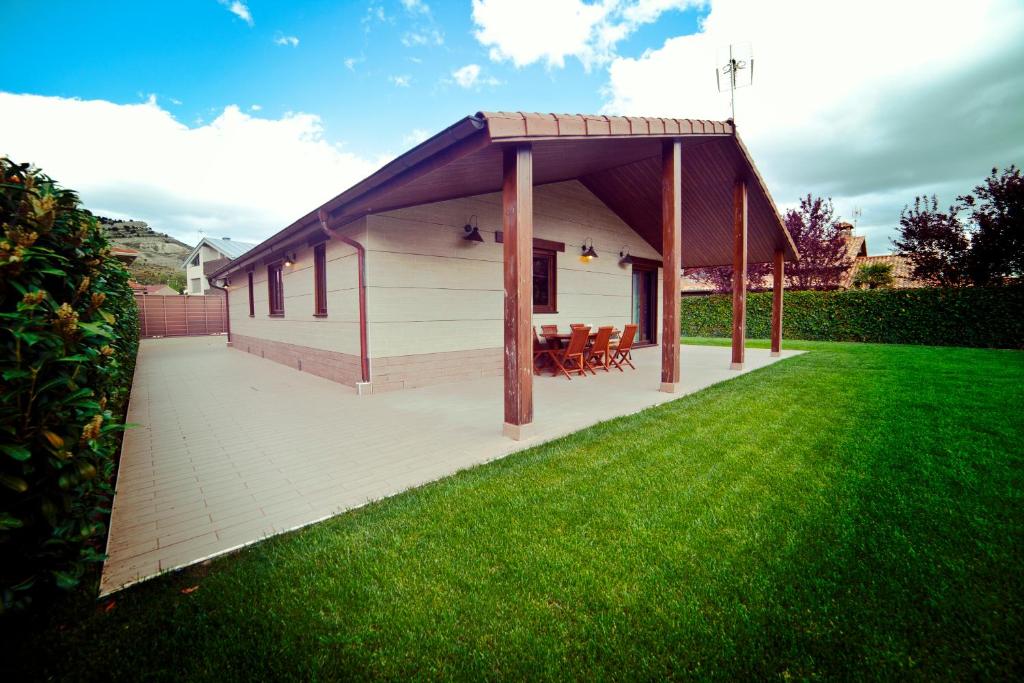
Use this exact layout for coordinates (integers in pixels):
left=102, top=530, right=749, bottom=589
left=464, top=225, right=484, bottom=242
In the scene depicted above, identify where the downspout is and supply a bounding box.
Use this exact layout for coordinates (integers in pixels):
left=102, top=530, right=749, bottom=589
left=206, top=277, right=231, bottom=345
left=318, top=209, right=370, bottom=386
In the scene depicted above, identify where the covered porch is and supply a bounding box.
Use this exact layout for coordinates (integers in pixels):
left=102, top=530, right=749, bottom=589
left=101, top=336, right=800, bottom=594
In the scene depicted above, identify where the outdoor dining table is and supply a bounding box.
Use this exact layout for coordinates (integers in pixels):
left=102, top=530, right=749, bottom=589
left=542, top=328, right=619, bottom=349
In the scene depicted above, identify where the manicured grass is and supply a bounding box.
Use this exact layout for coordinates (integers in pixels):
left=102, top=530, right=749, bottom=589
left=3, top=340, right=1022, bottom=680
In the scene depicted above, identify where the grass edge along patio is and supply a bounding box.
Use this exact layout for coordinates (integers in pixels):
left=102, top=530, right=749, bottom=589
left=209, top=111, right=798, bottom=439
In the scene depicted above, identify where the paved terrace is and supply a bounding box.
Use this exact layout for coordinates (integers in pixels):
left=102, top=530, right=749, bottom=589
left=101, top=337, right=801, bottom=595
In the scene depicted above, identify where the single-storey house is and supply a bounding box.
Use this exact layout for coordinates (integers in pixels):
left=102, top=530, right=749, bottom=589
left=210, top=111, right=798, bottom=439
left=182, top=236, right=256, bottom=295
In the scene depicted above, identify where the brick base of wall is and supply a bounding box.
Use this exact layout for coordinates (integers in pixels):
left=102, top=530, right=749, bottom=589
left=231, top=333, right=363, bottom=387
left=370, top=347, right=503, bottom=393
left=231, top=334, right=504, bottom=393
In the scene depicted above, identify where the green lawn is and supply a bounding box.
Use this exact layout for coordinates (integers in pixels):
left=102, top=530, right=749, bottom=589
left=3, top=340, right=1022, bottom=680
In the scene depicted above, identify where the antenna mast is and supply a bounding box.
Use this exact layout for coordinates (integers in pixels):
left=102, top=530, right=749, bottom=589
left=716, top=42, right=754, bottom=122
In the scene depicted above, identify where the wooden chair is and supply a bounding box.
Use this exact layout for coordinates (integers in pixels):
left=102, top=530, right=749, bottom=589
left=540, top=324, right=560, bottom=350
left=610, top=323, right=637, bottom=371
left=533, top=326, right=555, bottom=375
left=586, top=326, right=615, bottom=372
left=551, top=325, right=592, bottom=379
left=540, top=324, right=559, bottom=336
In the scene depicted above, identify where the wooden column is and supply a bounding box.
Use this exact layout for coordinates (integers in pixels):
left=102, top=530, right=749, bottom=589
left=660, top=140, right=682, bottom=392
left=730, top=179, right=748, bottom=370
left=502, top=144, right=533, bottom=440
left=771, top=248, right=784, bottom=356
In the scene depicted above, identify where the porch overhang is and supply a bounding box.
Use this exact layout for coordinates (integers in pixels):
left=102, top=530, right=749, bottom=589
left=211, top=111, right=797, bottom=280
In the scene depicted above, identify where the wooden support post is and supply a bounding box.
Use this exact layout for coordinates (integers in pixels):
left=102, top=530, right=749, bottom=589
left=660, top=140, right=682, bottom=392
left=771, top=248, right=784, bottom=356
left=502, top=144, right=533, bottom=440
left=730, top=179, right=748, bottom=370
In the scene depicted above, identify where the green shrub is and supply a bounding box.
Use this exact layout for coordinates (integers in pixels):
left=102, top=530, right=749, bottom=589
left=0, top=158, right=139, bottom=611
left=681, top=287, right=1024, bottom=348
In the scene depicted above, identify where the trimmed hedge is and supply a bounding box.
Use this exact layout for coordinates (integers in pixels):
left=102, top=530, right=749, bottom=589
left=681, top=287, right=1024, bottom=348
left=1, top=158, right=139, bottom=611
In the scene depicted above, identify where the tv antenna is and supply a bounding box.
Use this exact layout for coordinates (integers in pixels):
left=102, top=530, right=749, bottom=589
left=716, top=42, right=754, bottom=122
left=851, top=207, right=863, bottom=228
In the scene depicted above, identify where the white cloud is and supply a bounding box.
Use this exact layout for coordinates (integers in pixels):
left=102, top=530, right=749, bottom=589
left=471, top=0, right=696, bottom=69
left=390, top=75, right=411, bottom=87
left=602, top=0, right=1024, bottom=251
left=401, top=29, right=444, bottom=47
left=403, top=128, right=430, bottom=145
left=249, top=104, right=262, bottom=111
left=219, top=0, right=253, bottom=27
left=274, top=34, right=299, bottom=47
left=344, top=56, right=362, bottom=71
left=0, top=93, right=378, bottom=246
left=450, top=64, right=501, bottom=89
left=401, top=0, right=430, bottom=14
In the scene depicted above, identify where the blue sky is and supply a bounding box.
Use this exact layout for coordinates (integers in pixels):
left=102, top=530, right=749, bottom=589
left=0, top=1, right=705, bottom=159
left=1, top=1, right=1021, bottom=251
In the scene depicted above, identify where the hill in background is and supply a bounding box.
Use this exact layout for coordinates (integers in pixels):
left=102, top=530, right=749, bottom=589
left=98, top=216, right=193, bottom=289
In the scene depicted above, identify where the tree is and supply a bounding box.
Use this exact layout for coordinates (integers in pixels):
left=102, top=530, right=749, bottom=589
left=783, top=195, right=852, bottom=290
left=851, top=262, right=894, bottom=289
left=686, top=194, right=850, bottom=292
left=683, top=262, right=770, bottom=294
left=894, top=196, right=972, bottom=287
left=959, top=165, right=1023, bottom=285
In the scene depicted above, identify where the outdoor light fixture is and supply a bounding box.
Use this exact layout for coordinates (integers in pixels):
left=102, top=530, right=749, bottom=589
left=283, top=252, right=297, bottom=267
left=463, top=215, right=484, bottom=242
left=618, top=245, right=631, bottom=263
left=580, top=238, right=598, bottom=262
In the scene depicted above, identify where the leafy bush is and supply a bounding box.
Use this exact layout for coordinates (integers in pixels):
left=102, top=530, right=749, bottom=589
left=1, top=158, right=139, bottom=611
left=681, top=287, right=1024, bottom=348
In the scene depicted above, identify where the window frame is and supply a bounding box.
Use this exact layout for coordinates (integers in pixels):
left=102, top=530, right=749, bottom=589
left=247, top=271, right=255, bottom=317
left=532, top=248, right=557, bottom=314
left=313, top=243, right=328, bottom=317
left=267, top=261, right=285, bottom=317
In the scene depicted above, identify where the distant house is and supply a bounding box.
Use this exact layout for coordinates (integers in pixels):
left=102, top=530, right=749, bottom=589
left=129, top=282, right=178, bottom=296
left=838, top=223, right=926, bottom=289
left=111, top=246, right=140, bottom=266
left=181, top=237, right=256, bottom=295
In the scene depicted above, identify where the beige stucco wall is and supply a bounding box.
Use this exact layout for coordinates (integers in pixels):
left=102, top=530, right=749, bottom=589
left=227, top=219, right=365, bottom=357
left=364, top=180, right=663, bottom=359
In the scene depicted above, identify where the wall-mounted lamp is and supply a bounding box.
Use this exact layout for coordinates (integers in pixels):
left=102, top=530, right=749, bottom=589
left=283, top=252, right=297, bottom=267
left=580, top=238, right=598, bottom=263
left=618, top=245, right=631, bottom=263
left=463, top=215, right=484, bottom=242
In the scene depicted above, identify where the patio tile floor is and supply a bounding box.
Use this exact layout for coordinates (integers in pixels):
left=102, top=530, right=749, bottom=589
left=100, top=336, right=800, bottom=595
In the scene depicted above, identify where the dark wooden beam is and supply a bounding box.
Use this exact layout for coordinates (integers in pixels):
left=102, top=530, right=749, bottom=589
left=493, top=232, right=565, bottom=252
left=660, top=140, right=682, bottom=392
left=731, top=179, right=748, bottom=369
left=621, top=255, right=663, bottom=269
left=771, top=248, right=784, bottom=356
left=502, top=144, right=534, bottom=439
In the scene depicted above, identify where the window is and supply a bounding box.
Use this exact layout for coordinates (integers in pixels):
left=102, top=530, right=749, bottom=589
left=247, top=272, right=255, bottom=316
left=190, top=278, right=201, bottom=294
left=533, top=249, right=557, bottom=314
left=267, top=262, right=284, bottom=316
left=191, top=254, right=200, bottom=266
left=313, top=243, right=327, bottom=317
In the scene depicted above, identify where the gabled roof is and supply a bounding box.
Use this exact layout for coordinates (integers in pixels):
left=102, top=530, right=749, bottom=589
left=182, top=237, right=256, bottom=268
left=212, top=111, right=798, bottom=279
